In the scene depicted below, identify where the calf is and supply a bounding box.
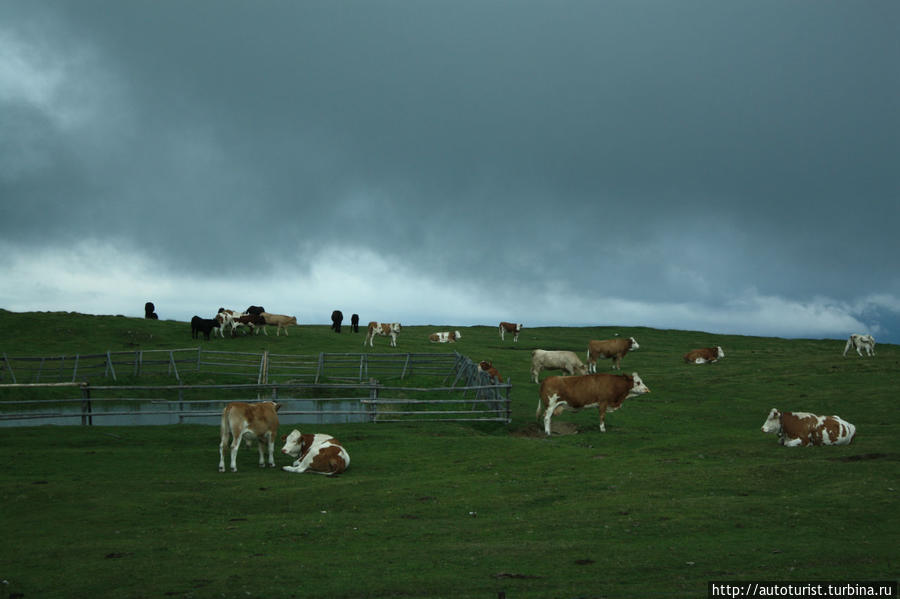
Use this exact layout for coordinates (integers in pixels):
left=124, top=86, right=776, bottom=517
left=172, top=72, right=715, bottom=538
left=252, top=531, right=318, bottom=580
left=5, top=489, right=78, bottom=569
left=530, top=349, right=588, bottom=383
left=499, top=322, right=523, bottom=342
left=364, top=321, right=401, bottom=347
left=587, top=337, right=639, bottom=372
left=761, top=408, right=856, bottom=447
left=429, top=330, right=462, bottom=343
left=281, top=429, right=350, bottom=475
left=191, top=315, right=221, bottom=340
left=537, top=372, right=650, bottom=436
left=260, top=312, right=298, bottom=336
left=843, top=334, right=875, bottom=357
left=683, top=346, right=725, bottom=364
left=218, top=401, right=281, bottom=472
left=478, top=360, right=503, bottom=382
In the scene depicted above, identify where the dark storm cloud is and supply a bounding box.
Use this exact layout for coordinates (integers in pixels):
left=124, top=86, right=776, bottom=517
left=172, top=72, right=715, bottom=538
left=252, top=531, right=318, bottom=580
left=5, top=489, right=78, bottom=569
left=1, top=1, right=898, bottom=340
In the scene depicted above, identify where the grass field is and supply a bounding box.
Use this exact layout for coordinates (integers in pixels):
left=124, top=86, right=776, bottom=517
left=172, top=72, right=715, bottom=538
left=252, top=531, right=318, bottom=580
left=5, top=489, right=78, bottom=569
left=0, top=310, right=897, bottom=598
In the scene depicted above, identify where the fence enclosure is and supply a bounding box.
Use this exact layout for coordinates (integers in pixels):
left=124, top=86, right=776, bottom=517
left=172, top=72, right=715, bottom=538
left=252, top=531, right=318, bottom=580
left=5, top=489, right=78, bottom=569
left=0, top=349, right=511, bottom=426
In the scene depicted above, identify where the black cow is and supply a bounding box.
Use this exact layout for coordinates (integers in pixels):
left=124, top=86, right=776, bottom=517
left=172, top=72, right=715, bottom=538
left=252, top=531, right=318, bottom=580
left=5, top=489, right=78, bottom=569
left=245, top=306, right=265, bottom=316
left=331, top=310, right=343, bottom=333
left=191, top=315, right=219, bottom=340
left=144, top=302, right=158, bottom=320
left=351, top=314, right=360, bottom=333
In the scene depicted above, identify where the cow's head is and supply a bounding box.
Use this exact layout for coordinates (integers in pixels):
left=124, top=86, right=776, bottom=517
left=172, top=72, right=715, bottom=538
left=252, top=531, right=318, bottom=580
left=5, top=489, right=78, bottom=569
left=281, top=429, right=303, bottom=456
left=627, top=373, right=650, bottom=397
left=761, top=408, right=782, bottom=435
left=716, top=346, right=725, bottom=358
left=629, top=337, right=640, bottom=350
left=574, top=362, right=588, bottom=376
left=454, top=331, right=462, bottom=339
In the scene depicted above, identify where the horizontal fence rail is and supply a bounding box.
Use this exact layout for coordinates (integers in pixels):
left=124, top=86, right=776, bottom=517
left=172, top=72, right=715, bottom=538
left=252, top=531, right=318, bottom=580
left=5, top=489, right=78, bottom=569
left=0, top=351, right=511, bottom=427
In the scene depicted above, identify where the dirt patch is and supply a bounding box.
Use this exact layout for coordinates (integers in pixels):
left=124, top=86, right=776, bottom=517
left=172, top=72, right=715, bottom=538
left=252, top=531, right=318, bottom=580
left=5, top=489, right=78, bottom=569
left=510, top=422, right=579, bottom=437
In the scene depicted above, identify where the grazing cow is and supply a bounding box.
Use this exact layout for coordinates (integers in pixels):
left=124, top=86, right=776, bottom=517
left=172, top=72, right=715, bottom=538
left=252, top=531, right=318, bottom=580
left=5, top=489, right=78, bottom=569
left=499, top=322, right=523, bottom=342
left=331, top=310, right=343, bottom=333
left=351, top=314, right=360, bottom=333
left=429, top=330, right=462, bottom=343
left=233, top=312, right=267, bottom=335
left=478, top=360, right=503, bottom=382
left=364, top=321, right=401, bottom=347
left=761, top=408, right=856, bottom=447
left=260, top=312, right=298, bottom=336
left=144, top=302, right=158, bottom=320
left=191, top=315, right=220, bottom=340
left=281, top=430, right=350, bottom=475
left=218, top=401, right=281, bottom=472
left=683, top=346, right=725, bottom=364
left=530, top=349, right=588, bottom=383
left=843, top=334, right=875, bottom=357
left=217, top=308, right=244, bottom=336
left=245, top=305, right=266, bottom=316
left=537, top=372, right=650, bottom=436
left=587, top=337, right=639, bottom=372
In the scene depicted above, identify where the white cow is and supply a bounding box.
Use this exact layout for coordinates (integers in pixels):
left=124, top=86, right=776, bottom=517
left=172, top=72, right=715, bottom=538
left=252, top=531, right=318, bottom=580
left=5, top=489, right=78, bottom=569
left=281, top=430, right=350, bottom=475
left=364, top=321, right=401, bottom=347
left=843, top=334, right=875, bottom=357
left=530, top=349, right=588, bottom=383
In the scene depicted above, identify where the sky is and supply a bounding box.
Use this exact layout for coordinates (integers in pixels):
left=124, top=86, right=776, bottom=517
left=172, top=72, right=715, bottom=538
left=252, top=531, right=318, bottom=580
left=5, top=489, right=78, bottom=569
left=1, top=1, right=898, bottom=343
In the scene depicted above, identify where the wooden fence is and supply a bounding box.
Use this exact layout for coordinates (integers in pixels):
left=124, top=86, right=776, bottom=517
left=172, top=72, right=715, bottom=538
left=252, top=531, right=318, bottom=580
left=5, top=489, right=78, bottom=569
left=0, top=351, right=511, bottom=426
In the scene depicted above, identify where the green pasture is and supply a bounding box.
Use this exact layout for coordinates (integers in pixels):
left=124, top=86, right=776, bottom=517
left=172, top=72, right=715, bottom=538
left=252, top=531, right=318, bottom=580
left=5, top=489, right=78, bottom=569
left=0, top=310, right=897, bottom=598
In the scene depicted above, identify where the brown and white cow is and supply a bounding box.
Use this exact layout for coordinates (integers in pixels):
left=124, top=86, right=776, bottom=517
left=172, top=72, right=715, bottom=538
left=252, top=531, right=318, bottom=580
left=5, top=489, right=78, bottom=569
left=760, top=408, right=856, bottom=447
left=536, top=372, right=650, bottom=436
left=218, top=401, right=280, bottom=472
left=843, top=334, right=875, bottom=357
left=530, top=349, right=588, bottom=383
left=683, top=346, right=725, bottom=364
left=281, top=430, right=350, bottom=475
left=364, top=321, right=401, bottom=347
left=260, top=312, right=298, bottom=336
left=429, top=330, right=462, bottom=343
left=499, top=322, right=523, bottom=342
left=234, top=312, right=267, bottom=335
left=478, top=360, right=503, bottom=382
left=587, top=337, right=639, bottom=372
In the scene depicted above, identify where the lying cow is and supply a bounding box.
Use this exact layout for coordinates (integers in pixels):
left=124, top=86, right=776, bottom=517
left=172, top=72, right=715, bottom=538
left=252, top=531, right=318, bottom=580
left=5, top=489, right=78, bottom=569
left=218, top=401, right=280, bottom=472
left=364, top=321, right=401, bottom=347
left=587, top=337, right=639, bottom=372
left=760, top=408, right=856, bottom=447
left=843, top=334, right=875, bottom=357
left=537, top=372, right=650, bottom=436
left=499, top=322, right=523, bottom=342
left=683, top=346, right=724, bottom=364
left=429, top=330, right=462, bottom=343
left=530, top=349, right=588, bottom=383
left=478, top=360, right=503, bottom=382
left=260, top=312, right=298, bottom=336
left=281, top=429, right=350, bottom=475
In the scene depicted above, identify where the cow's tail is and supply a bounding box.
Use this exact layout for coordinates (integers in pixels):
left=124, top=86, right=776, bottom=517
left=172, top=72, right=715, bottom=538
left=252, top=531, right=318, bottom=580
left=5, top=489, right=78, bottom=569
left=219, top=406, right=230, bottom=447
left=535, top=396, right=544, bottom=421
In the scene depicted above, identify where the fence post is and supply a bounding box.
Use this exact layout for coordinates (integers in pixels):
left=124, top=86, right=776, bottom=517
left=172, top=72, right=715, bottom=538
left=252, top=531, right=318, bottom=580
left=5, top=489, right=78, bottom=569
left=81, top=384, right=93, bottom=426
left=105, top=351, right=118, bottom=381
left=71, top=354, right=79, bottom=382
left=401, top=354, right=411, bottom=379
left=368, top=378, right=378, bottom=423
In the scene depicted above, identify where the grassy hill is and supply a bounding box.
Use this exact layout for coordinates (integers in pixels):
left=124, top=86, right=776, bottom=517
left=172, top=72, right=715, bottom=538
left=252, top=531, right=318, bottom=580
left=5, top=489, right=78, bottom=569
left=0, top=309, right=897, bottom=598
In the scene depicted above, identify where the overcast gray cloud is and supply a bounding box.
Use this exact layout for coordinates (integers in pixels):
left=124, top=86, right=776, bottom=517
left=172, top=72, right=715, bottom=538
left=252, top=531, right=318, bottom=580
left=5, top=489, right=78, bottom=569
left=1, top=1, right=898, bottom=342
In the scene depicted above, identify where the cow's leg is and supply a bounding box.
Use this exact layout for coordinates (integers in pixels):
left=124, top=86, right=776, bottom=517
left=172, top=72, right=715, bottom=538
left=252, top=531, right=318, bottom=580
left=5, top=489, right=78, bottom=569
left=218, top=434, right=229, bottom=472
left=782, top=437, right=804, bottom=447
left=266, top=434, right=276, bottom=467
left=598, top=407, right=607, bottom=433
left=543, top=394, right=561, bottom=435
left=282, top=463, right=307, bottom=473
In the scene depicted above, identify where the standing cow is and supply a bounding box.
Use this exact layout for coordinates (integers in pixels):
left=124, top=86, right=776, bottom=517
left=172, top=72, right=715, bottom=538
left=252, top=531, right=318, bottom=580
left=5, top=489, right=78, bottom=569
left=350, top=314, right=360, bottom=333
left=536, top=372, right=650, bottom=436
left=218, top=401, right=280, bottom=472
left=587, top=337, right=639, bottom=372
left=499, top=322, right=523, bottom=342
left=530, top=349, right=588, bottom=383
left=364, top=322, right=401, bottom=347
left=331, top=310, right=344, bottom=333
left=760, top=408, right=856, bottom=447
left=843, top=334, right=875, bottom=357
